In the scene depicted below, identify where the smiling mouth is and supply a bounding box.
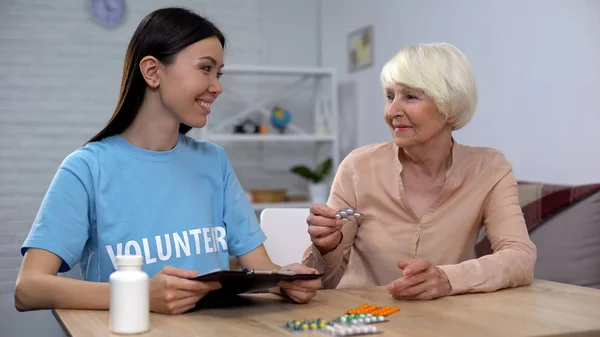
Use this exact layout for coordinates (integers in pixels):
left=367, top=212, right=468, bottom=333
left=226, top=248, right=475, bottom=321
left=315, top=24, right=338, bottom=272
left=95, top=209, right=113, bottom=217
left=196, top=100, right=212, bottom=113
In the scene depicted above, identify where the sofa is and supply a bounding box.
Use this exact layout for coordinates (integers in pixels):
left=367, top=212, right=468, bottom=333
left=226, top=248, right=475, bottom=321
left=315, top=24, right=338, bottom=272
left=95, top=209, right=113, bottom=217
left=476, top=181, right=600, bottom=289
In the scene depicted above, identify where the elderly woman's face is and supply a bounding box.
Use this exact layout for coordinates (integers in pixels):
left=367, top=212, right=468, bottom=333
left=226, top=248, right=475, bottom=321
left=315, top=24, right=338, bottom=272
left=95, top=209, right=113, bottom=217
left=384, top=84, right=449, bottom=148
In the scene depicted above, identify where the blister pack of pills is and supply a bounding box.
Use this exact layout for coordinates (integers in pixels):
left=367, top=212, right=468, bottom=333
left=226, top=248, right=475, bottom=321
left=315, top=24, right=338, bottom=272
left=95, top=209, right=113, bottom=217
left=322, top=323, right=381, bottom=336
left=279, top=304, right=398, bottom=335
left=336, top=208, right=362, bottom=223
left=334, top=313, right=387, bottom=325
left=281, top=318, right=331, bottom=333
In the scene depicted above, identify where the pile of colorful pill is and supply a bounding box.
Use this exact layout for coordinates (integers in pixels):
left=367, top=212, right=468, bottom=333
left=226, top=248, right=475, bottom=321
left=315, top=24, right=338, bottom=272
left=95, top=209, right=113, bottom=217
left=282, top=318, right=331, bottom=332
left=324, top=323, right=379, bottom=336
left=335, top=313, right=385, bottom=325
left=347, top=304, right=400, bottom=316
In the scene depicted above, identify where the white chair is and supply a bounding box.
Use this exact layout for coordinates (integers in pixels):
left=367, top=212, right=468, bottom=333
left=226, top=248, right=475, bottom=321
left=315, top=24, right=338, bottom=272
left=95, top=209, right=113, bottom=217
left=260, top=207, right=312, bottom=267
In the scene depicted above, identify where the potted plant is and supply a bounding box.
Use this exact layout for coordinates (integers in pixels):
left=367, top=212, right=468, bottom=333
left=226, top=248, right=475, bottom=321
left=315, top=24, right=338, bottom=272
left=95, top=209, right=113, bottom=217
left=290, top=157, right=333, bottom=205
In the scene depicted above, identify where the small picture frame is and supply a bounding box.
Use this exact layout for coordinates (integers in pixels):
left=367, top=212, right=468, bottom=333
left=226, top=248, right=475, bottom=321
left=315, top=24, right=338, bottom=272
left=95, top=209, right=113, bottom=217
left=348, top=25, right=373, bottom=73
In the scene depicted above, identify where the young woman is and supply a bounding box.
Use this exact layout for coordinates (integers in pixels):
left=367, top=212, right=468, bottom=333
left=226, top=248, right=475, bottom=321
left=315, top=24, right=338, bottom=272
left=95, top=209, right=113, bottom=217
left=15, top=7, right=321, bottom=315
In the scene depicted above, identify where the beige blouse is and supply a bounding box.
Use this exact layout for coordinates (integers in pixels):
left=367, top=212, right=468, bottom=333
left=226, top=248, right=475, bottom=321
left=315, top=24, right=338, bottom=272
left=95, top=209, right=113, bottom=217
left=302, top=140, right=537, bottom=295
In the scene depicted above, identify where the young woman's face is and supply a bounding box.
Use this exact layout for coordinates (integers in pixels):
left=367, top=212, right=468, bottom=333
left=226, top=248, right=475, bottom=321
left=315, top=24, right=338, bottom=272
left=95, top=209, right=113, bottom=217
left=158, top=36, right=224, bottom=129
left=383, top=84, right=450, bottom=148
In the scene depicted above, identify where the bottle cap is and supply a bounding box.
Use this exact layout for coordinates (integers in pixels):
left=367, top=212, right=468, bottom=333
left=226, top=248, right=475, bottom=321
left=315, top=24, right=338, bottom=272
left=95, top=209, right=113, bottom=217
left=115, top=255, right=143, bottom=267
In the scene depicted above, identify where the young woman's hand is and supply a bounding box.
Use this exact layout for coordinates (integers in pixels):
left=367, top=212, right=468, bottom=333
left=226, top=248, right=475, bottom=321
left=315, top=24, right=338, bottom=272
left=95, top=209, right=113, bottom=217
left=307, top=204, right=345, bottom=255
left=387, top=259, right=452, bottom=300
left=149, top=266, right=221, bottom=314
left=276, top=263, right=322, bottom=304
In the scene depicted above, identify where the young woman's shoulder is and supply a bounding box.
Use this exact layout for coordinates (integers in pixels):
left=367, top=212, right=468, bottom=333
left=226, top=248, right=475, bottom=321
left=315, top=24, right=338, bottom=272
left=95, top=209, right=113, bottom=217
left=180, top=134, right=226, bottom=156
left=58, top=139, right=112, bottom=178
left=179, top=135, right=232, bottom=168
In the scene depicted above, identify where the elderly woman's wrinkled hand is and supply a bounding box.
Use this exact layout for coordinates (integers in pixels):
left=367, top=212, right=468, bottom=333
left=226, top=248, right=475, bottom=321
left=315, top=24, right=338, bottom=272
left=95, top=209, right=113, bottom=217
left=387, top=259, right=452, bottom=300
left=307, top=205, right=345, bottom=255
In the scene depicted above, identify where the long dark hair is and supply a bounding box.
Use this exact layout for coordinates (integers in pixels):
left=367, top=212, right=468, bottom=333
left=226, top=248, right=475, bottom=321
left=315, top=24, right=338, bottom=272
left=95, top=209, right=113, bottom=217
left=87, top=7, right=226, bottom=144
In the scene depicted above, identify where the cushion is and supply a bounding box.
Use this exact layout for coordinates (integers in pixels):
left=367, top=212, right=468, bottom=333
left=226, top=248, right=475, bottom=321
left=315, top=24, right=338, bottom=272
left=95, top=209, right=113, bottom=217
left=475, top=181, right=600, bottom=256
left=475, top=181, right=600, bottom=289
left=530, top=190, right=600, bottom=288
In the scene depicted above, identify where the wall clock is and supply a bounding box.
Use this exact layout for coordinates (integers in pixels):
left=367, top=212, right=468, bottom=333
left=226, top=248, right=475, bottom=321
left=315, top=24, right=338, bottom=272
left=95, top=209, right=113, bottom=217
left=90, top=0, right=126, bottom=28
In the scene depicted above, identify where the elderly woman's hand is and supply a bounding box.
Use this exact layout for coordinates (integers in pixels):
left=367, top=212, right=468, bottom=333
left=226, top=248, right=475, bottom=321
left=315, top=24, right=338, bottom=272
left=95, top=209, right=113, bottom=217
left=307, top=205, right=345, bottom=255
left=387, top=259, right=452, bottom=300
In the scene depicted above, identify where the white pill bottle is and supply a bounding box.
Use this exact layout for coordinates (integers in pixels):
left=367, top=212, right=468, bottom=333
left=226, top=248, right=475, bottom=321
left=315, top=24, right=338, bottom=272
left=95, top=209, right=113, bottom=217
left=109, top=255, right=150, bottom=334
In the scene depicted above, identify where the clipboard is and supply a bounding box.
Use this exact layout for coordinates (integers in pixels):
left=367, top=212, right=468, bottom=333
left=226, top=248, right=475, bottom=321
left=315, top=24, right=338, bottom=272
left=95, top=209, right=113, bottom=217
left=193, top=268, right=323, bottom=296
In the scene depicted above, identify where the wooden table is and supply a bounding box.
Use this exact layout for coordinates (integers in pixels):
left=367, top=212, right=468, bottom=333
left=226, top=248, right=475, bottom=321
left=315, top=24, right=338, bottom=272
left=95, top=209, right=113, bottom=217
left=53, top=280, right=600, bottom=337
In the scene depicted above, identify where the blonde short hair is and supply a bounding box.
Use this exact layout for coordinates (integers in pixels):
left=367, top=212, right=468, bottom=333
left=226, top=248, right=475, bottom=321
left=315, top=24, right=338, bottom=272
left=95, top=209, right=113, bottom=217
left=380, top=42, right=478, bottom=130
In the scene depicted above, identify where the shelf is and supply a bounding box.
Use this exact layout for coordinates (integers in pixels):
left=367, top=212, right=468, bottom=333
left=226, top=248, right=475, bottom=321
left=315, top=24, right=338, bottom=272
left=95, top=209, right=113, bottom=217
left=222, top=65, right=334, bottom=76
left=206, top=134, right=334, bottom=142
left=194, top=64, right=339, bottom=208
left=251, top=202, right=312, bottom=211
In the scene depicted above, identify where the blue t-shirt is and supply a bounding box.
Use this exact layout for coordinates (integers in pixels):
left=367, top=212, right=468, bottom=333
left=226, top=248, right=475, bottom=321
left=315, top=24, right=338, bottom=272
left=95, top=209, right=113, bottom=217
left=21, top=133, right=266, bottom=282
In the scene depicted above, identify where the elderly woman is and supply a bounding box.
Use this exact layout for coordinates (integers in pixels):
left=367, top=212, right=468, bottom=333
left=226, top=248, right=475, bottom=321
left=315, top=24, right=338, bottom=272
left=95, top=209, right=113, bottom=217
left=303, top=42, right=536, bottom=300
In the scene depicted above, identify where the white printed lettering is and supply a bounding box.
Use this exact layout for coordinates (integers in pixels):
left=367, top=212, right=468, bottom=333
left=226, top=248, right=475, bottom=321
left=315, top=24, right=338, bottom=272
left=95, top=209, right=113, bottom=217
left=105, top=227, right=229, bottom=267
left=189, top=229, right=202, bottom=254
left=215, top=227, right=228, bottom=251
left=142, top=238, right=156, bottom=264
left=173, top=232, right=191, bottom=258
left=105, top=243, right=123, bottom=270
left=124, top=240, right=142, bottom=256
left=212, top=227, right=220, bottom=252
left=155, top=234, right=172, bottom=261
left=203, top=228, right=214, bottom=253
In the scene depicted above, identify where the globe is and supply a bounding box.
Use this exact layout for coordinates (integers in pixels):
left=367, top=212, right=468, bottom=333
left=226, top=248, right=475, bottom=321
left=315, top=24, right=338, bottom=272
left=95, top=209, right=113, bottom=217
left=271, top=107, right=291, bottom=133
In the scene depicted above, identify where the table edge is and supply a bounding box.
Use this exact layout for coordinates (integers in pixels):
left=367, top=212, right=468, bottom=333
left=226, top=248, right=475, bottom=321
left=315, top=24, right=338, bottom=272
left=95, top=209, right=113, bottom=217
left=52, top=309, right=74, bottom=337
left=51, top=280, right=600, bottom=337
